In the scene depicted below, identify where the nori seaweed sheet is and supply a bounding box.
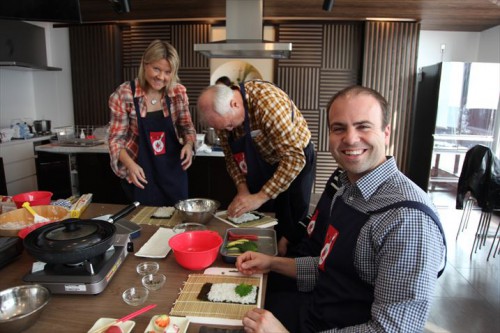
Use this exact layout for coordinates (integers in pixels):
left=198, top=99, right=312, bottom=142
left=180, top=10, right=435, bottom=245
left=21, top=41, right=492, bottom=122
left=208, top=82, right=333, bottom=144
left=197, top=283, right=258, bottom=305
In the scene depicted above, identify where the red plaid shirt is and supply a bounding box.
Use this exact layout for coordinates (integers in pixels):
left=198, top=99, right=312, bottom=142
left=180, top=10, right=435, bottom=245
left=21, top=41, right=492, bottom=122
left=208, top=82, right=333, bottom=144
left=108, top=79, right=196, bottom=178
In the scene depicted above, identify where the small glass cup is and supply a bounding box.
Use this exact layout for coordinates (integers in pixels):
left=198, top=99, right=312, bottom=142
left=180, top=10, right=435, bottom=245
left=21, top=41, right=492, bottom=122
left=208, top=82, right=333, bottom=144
left=122, top=286, right=149, bottom=306
left=172, top=222, right=207, bottom=233
left=141, top=273, right=166, bottom=291
left=136, top=261, right=159, bottom=276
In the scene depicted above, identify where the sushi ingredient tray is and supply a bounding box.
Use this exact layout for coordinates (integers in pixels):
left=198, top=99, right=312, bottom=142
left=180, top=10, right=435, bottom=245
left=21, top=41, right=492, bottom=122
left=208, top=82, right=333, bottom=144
left=220, top=228, right=277, bottom=263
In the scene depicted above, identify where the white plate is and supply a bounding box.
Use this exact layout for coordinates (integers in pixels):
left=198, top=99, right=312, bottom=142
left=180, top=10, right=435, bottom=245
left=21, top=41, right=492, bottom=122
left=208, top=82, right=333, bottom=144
left=144, top=315, right=189, bottom=333
left=88, top=317, right=135, bottom=333
left=135, top=227, right=175, bottom=258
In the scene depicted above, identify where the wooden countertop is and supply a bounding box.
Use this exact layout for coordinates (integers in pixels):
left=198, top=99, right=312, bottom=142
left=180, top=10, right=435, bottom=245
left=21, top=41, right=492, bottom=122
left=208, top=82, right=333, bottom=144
left=0, top=203, right=259, bottom=332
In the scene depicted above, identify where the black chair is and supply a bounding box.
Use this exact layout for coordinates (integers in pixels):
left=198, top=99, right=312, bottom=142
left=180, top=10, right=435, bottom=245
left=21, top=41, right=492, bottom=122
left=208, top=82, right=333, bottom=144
left=455, top=145, right=500, bottom=259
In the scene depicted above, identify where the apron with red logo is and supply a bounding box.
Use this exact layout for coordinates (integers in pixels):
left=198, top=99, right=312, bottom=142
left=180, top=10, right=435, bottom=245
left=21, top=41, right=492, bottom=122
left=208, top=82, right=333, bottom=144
left=131, top=81, right=188, bottom=206
left=228, top=83, right=278, bottom=195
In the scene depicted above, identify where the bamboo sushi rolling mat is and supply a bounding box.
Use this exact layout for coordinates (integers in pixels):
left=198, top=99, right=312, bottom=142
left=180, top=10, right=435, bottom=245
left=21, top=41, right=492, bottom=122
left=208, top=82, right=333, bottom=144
left=170, top=274, right=262, bottom=320
left=129, top=206, right=182, bottom=227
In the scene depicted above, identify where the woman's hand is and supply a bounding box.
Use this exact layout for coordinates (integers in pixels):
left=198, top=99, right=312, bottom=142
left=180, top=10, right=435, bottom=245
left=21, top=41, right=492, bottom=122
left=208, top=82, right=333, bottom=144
left=126, top=162, right=147, bottom=189
left=180, top=143, right=194, bottom=170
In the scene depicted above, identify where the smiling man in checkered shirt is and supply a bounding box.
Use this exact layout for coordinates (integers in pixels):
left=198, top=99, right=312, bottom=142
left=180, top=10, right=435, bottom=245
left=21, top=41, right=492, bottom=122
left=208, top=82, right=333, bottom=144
left=235, top=85, right=447, bottom=333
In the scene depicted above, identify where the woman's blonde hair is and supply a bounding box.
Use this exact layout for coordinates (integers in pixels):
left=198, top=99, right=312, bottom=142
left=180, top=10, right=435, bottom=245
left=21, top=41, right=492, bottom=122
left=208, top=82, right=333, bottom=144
left=138, top=40, right=180, bottom=92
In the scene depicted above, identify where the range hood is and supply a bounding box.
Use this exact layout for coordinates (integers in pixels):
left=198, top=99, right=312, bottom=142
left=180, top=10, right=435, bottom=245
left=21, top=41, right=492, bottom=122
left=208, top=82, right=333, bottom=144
left=194, top=0, right=292, bottom=59
left=0, top=19, right=62, bottom=71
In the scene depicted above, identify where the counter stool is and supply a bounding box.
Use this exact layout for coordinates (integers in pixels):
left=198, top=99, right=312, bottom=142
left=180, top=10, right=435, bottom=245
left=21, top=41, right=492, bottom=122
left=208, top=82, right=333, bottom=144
left=470, top=208, right=500, bottom=260
left=486, top=211, right=500, bottom=261
left=456, top=194, right=477, bottom=241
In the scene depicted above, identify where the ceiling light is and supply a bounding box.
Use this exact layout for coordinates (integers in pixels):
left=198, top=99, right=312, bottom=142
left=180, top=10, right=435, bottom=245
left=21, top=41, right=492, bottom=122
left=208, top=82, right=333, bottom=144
left=322, top=0, right=334, bottom=12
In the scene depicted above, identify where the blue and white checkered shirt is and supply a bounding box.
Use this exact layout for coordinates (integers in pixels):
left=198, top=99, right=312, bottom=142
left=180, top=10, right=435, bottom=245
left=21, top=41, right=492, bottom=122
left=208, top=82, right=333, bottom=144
left=296, top=157, right=446, bottom=333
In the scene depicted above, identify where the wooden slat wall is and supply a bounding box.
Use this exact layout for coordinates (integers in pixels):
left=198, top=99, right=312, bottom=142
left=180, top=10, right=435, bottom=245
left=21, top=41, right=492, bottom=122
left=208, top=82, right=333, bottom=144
left=277, top=23, right=363, bottom=193
left=68, top=21, right=420, bottom=192
left=120, top=24, right=210, bottom=133
left=69, top=24, right=121, bottom=126
left=362, top=21, right=420, bottom=174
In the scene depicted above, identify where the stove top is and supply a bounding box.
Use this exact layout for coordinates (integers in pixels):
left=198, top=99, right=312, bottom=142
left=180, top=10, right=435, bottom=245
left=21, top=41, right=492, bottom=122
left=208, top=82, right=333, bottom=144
left=23, top=244, right=128, bottom=295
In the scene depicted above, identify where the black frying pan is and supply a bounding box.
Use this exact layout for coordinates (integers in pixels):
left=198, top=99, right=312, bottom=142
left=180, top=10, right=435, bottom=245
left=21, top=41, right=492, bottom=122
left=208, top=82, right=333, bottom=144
left=23, top=202, right=140, bottom=264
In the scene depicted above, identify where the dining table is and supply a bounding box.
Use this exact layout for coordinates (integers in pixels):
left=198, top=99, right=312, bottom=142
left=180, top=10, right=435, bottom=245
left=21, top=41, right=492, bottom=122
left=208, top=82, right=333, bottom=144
left=0, top=203, right=267, bottom=332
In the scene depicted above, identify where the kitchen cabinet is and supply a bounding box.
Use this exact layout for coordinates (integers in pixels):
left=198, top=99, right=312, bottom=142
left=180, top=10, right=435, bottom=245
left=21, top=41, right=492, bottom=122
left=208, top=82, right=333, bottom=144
left=76, top=153, right=129, bottom=204
left=0, top=140, right=37, bottom=195
left=188, top=155, right=236, bottom=210
left=34, top=143, right=236, bottom=206
left=36, top=151, right=72, bottom=199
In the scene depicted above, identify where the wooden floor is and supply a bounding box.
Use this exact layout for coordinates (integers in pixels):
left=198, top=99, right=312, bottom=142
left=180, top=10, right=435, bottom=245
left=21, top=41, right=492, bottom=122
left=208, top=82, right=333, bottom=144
left=309, top=187, right=500, bottom=332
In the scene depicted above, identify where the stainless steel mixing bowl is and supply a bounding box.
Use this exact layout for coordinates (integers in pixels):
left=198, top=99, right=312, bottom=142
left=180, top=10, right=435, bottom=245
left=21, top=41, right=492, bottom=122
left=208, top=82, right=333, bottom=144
left=174, top=198, right=220, bottom=224
left=0, top=284, right=51, bottom=333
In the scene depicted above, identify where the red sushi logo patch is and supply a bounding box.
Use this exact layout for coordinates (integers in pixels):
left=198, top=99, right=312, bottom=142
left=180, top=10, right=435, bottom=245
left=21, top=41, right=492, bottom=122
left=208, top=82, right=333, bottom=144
left=150, top=131, right=166, bottom=155
left=233, top=152, right=248, bottom=175
left=307, top=210, right=320, bottom=237
left=318, top=224, right=338, bottom=271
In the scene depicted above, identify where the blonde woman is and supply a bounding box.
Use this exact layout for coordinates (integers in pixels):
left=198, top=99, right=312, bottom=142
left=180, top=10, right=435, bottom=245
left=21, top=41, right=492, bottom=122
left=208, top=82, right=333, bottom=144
left=108, top=40, right=196, bottom=206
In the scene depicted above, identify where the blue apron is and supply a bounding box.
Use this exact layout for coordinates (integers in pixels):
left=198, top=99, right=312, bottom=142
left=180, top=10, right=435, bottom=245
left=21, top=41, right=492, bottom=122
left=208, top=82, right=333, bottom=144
left=303, top=199, right=446, bottom=332
left=267, top=197, right=446, bottom=332
left=228, top=83, right=278, bottom=195
left=227, top=83, right=315, bottom=243
left=130, top=81, right=188, bottom=206
left=290, top=169, right=343, bottom=257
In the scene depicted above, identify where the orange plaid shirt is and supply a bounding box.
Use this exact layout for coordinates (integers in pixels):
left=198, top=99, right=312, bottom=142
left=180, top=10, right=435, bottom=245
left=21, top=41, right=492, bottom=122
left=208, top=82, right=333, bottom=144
left=218, top=80, right=312, bottom=199
left=108, top=79, right=196, bottom=178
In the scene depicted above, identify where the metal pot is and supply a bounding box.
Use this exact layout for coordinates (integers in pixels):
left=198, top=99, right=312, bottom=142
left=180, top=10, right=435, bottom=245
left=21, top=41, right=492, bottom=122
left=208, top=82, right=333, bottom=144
left=33, top=120, right=51, bottom=133
left=23, top=202, right=139, bottom=264
left=204, top=127, right=220, bottom=146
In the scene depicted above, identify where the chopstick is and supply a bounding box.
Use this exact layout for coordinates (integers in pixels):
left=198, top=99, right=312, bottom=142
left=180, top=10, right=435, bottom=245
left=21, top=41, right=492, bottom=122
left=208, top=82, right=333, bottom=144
left=89, top=303, right=157, bottom=333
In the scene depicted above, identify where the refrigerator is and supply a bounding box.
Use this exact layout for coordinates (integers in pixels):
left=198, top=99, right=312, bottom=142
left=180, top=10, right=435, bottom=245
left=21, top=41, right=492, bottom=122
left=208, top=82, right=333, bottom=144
left=407, top=62, right=500, bottom=192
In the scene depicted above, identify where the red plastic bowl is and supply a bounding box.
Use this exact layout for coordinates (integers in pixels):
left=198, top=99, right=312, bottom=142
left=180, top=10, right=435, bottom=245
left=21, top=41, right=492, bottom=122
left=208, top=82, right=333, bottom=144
left=12, top=191, right=53, bottom=208
left=168, top=230, right=223, bottom=270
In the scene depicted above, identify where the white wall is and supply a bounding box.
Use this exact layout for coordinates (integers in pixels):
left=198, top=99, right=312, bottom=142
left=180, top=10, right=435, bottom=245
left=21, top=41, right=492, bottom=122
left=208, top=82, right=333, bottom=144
left=0, top=22, right=74, bottom=129
left=417, top=26, right=500, bottom=69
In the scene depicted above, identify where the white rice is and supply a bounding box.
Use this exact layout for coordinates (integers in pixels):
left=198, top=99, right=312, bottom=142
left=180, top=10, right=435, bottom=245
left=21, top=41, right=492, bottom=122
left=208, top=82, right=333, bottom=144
left=207, top=283, right=257, bottom=304
left=152, top=206, right=175, bottom=218
left=228, top=212, right=261, bottom=224
left=0, top=221, right=27, bottom=230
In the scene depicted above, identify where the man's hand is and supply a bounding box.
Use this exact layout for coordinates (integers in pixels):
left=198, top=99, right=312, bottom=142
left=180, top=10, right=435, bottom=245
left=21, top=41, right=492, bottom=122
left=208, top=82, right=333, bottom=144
left=236, top=251, right=273, bottom=276
left=228, top=191, right=269, bottom=217
left=242, top=308, right=289, bottom=333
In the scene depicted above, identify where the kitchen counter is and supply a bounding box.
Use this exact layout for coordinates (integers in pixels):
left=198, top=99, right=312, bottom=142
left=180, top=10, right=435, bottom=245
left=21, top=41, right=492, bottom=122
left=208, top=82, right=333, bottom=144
left=0, top=203, right=263, bottom=332
left=34, top=141, right=224, bottom=157
left=35, top=141, right=109, bottom=154
left=0, top=135, right=53, bottom=147
left=34, top=142, right=233, bottom=206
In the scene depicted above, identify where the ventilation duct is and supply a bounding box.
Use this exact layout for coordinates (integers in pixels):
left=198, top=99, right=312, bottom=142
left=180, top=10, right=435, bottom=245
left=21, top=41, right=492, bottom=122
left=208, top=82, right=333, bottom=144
left=0, top=20, right=62, bottom=71
left=194, top=0, right=292, bottom=59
